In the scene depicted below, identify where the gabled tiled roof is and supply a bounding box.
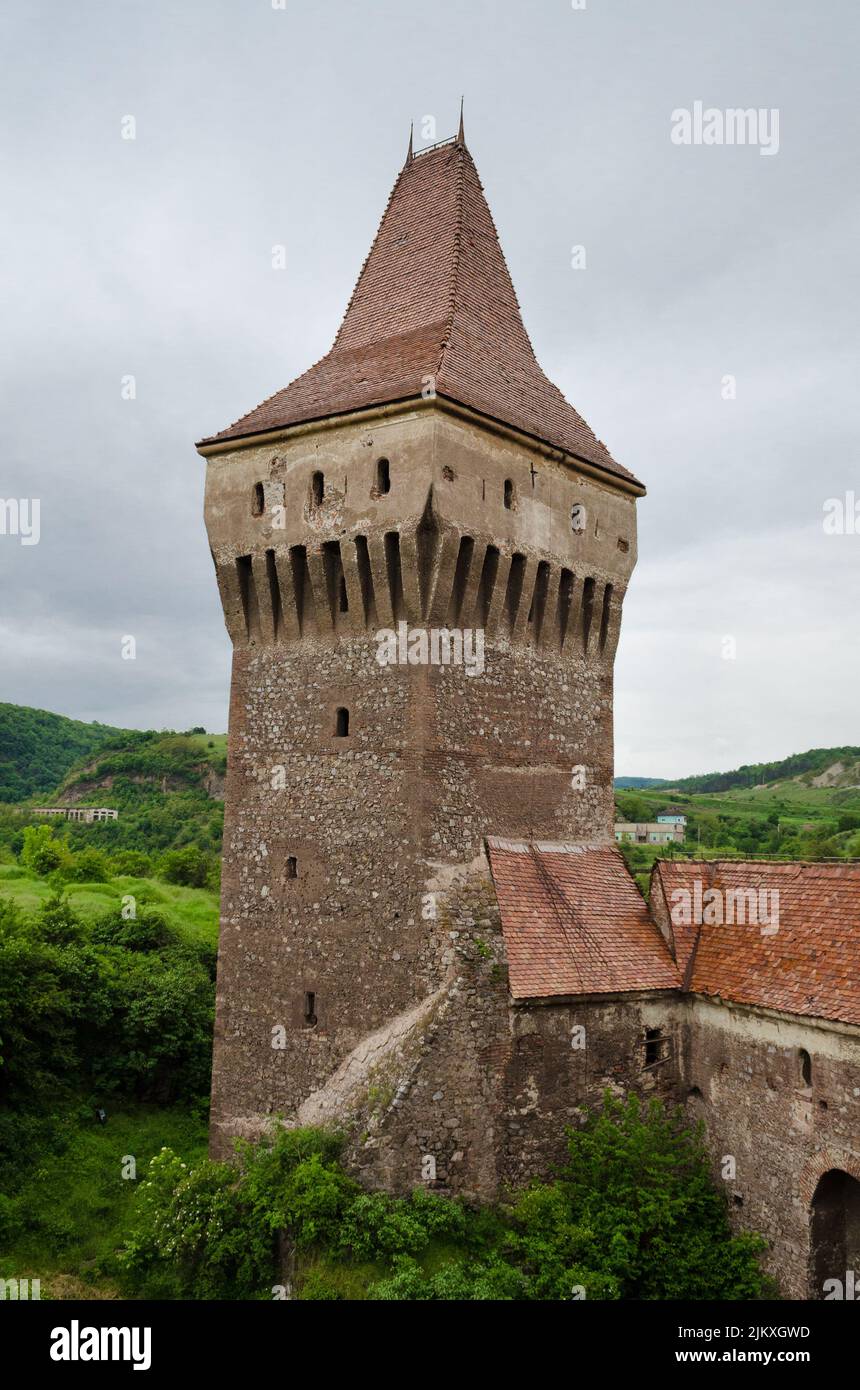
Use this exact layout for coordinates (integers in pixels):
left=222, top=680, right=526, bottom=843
left=199, top=139, right=642, bottom=489
left=486, top=838, right=680, bottom=999
left=652, top=861, right=860, bottom=1027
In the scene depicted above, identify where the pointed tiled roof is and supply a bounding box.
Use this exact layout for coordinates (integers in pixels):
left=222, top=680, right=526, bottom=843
left=199, top=138, right=641, bottom=489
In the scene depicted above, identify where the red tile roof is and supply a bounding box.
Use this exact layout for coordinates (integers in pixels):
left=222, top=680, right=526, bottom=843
left=199, top=139, right=642, bottom=489
left=652, top=861, right=860, bottom=1027
left=487, top=838, right=680, bottom=999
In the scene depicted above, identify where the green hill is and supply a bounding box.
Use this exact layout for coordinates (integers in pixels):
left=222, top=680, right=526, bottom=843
left=0, top=705, right=227, bottom=863
left=616, top=745, right=860, bottom=795
left=0, top=703, right=133, bottom=802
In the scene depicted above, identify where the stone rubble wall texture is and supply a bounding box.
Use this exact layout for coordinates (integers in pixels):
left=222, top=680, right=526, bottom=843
left=206, top=407, right=635, bottom=1159
left=672, top=996, right=860, bottom=1299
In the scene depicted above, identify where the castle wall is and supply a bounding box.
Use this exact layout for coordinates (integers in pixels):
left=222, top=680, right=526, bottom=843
left=327, top=874, right=679, bottom=1201
left=672, top=995, right=860, bottom=1299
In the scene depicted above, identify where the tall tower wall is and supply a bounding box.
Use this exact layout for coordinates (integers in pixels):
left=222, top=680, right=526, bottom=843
left=203, top=403, right=638, bottom=1155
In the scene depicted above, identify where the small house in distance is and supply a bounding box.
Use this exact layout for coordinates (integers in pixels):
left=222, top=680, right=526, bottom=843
left=32, top=807, right=118, bottom=823
left=657, top=806, right=687, bottom=827
left=615, top=820, right=685, bottom=845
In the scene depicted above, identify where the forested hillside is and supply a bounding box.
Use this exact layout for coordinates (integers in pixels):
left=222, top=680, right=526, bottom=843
left=0, top=703, right=131, bottom=802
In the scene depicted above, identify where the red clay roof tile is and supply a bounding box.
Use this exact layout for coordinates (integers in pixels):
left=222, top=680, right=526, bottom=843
left=200, top=140, right=641, bottom=489
left=653, top=860, right=860, bottom=1027
left=487, top=838, right=679, bottom=999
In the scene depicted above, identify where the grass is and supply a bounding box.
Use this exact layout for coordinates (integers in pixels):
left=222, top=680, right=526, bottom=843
left=0, top=1105, right=208, bottom=1299
left=0, top=866, right=219, bottom=946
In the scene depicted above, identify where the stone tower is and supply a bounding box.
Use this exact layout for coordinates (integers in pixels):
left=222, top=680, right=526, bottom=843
left=197, top=127, right=644, bottom=1170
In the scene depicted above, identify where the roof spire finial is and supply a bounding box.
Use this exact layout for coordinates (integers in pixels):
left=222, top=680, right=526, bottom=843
left=405, top=120, right=413, bottom=165
left=457, top=96, right=465, bottom=145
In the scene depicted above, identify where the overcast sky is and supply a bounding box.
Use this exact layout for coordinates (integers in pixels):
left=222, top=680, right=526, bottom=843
left=1, top=0, right=857, bottom=777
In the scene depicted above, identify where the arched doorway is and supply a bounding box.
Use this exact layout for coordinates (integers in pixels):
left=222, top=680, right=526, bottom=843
left=810, top=1169, right=860, bottom=1297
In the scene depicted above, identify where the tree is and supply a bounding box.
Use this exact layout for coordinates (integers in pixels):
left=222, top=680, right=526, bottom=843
left=20, top=824, right=68, bottom=877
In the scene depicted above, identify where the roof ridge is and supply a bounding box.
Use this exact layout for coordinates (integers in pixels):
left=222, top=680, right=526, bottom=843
left=434, top=142, right=467, bottom=381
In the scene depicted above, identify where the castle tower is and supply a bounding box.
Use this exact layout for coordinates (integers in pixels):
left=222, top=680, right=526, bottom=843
left=197, top=127, right=644, bottom=1167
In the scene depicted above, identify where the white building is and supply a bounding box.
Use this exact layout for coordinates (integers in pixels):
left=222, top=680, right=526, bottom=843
left=614, top=820, right=684, bottom=845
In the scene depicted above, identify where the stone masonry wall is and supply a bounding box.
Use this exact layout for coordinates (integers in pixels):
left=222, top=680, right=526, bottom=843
left=669, top=995, right=860, bottom=1298
left=206, top=403, right=638, bottom=1160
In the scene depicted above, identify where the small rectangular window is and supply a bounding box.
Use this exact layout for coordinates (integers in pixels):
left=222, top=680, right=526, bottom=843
left=304, top=992, right=317, bottom=1026
left=335, top=707, right=349, bottom=737
left=644, top=1028, right=668, bottom=1068
left=286, top=856, right=297, bottom=879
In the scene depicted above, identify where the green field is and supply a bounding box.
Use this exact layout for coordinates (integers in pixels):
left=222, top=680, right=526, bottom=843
left=0, top=865, right=218, bottom=947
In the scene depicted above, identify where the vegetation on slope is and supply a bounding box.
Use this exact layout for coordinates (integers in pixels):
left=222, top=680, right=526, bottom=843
left=617, top=745, right=860, bottom=796
left=119, top=1096, right=769, bottom=1301
left=0, top=703, right=132, bottom=803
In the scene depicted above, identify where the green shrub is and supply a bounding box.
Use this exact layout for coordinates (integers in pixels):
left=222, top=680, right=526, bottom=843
left=108, top=850, right=153, bottom=877
left=60, top=847, right=111, bottom=883
left=20, top=824, right=68, bottom=877
left=120, top=1098, right=769, bottom=1301
left=158, top=847, right=213, bottom=889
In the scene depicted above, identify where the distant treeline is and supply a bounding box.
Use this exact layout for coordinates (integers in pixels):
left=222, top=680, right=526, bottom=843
left=615, top=746, right=860, bottom=796
left=666, top=746, right=860, bottom=794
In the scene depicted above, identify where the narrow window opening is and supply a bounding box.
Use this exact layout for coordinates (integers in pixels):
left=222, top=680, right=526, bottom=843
left=235, top=555, right=259, bottom=638
left=581, top=576, right=595, bottom=651
left=384, top=531, right=405, bottom=621
left=335, top=707, right=350, bottom=737
left=252, top=482, right=265, bottom=516
left=528, top=560, right=550, bottom=637
left=644, top=1028, right=661, bottom=1067
left=354, top=534, right=375, bottom=626
left=286, top=856, right=297, bottom=879
left=322, top=540, right=346, bottom=625
left=289, top=545, right=308, bottom=634
left=311, top=471, right=324, bottom=507
left=376, top=458, right=391, bottom=494
left=477, top=545, right=500, bottom=626
left=504, top=553, right=526, bottom=630
left=557, top=568, right=574, bottom=648
left=503, top=478, right=514, bottom=509
left=447, top=535, right=474, bottom=625
left=800, top=1048, right=812, bottom=1087
left=304, top=991, right=317, bottom=1026
left=599, top=582, right=614, bottom=652
left=265, top=549, right=282, bottom=641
